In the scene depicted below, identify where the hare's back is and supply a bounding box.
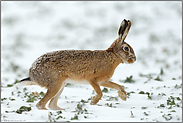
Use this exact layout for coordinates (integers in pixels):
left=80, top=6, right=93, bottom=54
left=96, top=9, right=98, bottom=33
left=29, top=50, right=116, bottom=80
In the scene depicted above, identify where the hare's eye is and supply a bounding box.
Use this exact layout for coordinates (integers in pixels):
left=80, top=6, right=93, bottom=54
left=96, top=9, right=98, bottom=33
left=124, top=46, right=129, bottom=51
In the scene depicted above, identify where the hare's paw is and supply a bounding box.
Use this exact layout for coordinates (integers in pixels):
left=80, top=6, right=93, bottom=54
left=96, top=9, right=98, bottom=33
left=90, top=96, right=100, bottom=105
left=49, top=106, right=64, bottom=110
left=118, top=91, right=127, bottom=101
left=36, top=103, right=48, bottom=110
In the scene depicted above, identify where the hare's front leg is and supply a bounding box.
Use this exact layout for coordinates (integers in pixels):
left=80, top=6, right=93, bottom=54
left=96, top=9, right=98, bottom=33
left=89, top=81, right=103, bottom=105
left=100, top=81, right=127, bottom=101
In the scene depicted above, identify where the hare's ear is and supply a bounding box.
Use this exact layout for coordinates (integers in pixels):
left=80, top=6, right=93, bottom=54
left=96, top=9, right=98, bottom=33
left=118, top=19, right=131, bottom=44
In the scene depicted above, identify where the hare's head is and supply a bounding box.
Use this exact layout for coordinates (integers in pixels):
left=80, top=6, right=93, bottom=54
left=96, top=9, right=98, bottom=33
left=108, top=19, right=136, bottom=64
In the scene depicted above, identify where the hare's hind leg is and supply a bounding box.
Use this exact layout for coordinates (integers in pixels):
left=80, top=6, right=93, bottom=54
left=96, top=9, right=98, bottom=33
left=89, top=81, right=103, bottom=105
left=36, top=78, right=66, bottom=110
left=48, top=82, right=66, bottom=110
left=100, top=81, right=127, bottom=101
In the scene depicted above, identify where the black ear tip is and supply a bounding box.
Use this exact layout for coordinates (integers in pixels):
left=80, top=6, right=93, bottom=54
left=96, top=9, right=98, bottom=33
left=123, top=19, right=127, bottom=22
left=121, top=19, right=129, bottom=26
left=123, top=19, right=128, bottom=23
left=123, top=19, right=131, bottom=24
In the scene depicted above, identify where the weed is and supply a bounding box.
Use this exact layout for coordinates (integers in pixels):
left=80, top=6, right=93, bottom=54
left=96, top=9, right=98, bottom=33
left=65, top=83, right=73, bottom=87
left=48, top=111, right=64, bottom=122
left=9, top=97, right=15, bottom=101
left=80, top=99, right=88, bottom=103
left=160, top=68, right=164, bottom=75
left=138, top=91, right=145, bottom=94
left=144, top=112, right=149, bottom=116
left=158, top=93, right=166, bottom=96
left=72, top=101, right=89, bottom=115
left=15, top=106, right=31, bottom=114
left=102, top=87, right=108, bottom=93
left=23, top=87, right=27, bottom=91
left=48, top=111, right=56, bottom=122
left=105, top=103, right=116, bottom=108
left=106, top=96, right=118, bottom=101
left=166, top=96, right=181, bottom=108
left=170, top=110, right=176, bottom=112
left=1, top=98, right=7, bottom=102
left=174, top=83, right=182, bottom=89
left=127, top=91, right=135, bottom=98
left=120, top=75, right=135, bottom=83
left=39, top=91, right=45, bottom=97
left=7, top=84, right=14, bottom=87
left=57, top=111, right=62, bottom=115
left=87, top=97, right=92, bottom=100
left=154, top=76, right=162, bottom=81
left=56, top=116, right=63, bottom=120
left=6, top=79, right=19, bottom=87
left=167, top=96, right=176, bottom=105
left=157, top=104, right=165, bottom=108
left=176, top=97, right=181, bottom=101
left=71, top=115, right=78, bottom=120
left=138, top=91, right=153, bottom=100
left=145, top=92, right=152, bottom=100
left=141, top=107, right=148, bottom=110
left=140, top=68, right=164, bottom=82
left=124, top=75, right=135, bottom=83
left=139, top=73, right=155, bottom=79
left=162, top=114, right=172, bottom=121
left=127, top=92, right=130, bottom=97
left=24, top=91, right=45, bottom=102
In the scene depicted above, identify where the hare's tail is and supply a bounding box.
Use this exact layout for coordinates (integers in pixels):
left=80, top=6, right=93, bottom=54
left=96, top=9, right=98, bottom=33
left=15, top=77, right=37, bottom=86
left=19, top=77, right=31, bottom=82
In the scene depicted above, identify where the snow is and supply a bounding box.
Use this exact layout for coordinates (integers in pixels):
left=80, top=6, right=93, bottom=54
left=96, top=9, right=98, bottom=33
left=1, top=1, right=182, bottom=122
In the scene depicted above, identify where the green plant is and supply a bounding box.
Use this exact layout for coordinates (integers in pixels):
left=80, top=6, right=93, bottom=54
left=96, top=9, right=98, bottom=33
left=157, top=104, right=165, bottom=108
left=105, top=103, right=116, bottom=108
left=1, top=98, right=7, bottom=102
left=120, top=75, right=135, bottom=83
left=167, top=96, right=175, bottom=105
left=6, top=79, right=19, bottom=87
left=160, top=68, right=164, bottom=75
left=138, top=91, right=153, bottom=100
left=102, top=87, right=108, bottom=93
left=139, top=73, right=155, bottom=79
left=15, top=106, right=31, bottom=114
left=144, top=112, right=149, bottom=116
left=71, top=115, right=78, bottom=120
left=124, top=75, right=135, bottom=83
left=106, top=96, right=118, bottom=101
left=154, top=76, right=162, bottom=81
left=141, top=107, right=148, bottom=110
left=25, top=91, right=45, bottom=102
left=162, top=114, right=172, bottom=121
left=138, top=91, right=145, bottom=94
left=72, top=101, right=89, bottom=115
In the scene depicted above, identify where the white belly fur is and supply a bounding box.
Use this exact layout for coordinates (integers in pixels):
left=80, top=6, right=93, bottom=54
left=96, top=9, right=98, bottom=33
left=64, top=78, right=90, bottom=85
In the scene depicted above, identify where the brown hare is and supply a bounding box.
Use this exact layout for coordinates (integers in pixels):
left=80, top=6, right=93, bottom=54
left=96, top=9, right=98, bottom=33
left=17, top=19, right=136, bottom=110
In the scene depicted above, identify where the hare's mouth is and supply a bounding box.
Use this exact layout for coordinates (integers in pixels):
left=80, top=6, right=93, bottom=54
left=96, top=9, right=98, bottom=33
left=127, top=57, right=136, bottom=64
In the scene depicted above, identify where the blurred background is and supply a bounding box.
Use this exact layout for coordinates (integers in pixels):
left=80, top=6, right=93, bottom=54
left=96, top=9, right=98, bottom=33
left=1, top=1, right=182, bottom=86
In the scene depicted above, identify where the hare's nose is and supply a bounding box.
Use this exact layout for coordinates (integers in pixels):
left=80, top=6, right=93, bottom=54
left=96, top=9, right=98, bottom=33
left=130, top=55, right=136, bottom=62
left=133, top=57, right=136, bottom=62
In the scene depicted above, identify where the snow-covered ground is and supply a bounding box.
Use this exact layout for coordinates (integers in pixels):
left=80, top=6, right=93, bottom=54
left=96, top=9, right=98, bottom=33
left=1, top=1, right=182, bottom=122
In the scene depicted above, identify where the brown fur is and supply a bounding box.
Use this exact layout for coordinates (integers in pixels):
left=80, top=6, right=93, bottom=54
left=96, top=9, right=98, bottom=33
left=18, top=19, right=136, bottom=110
